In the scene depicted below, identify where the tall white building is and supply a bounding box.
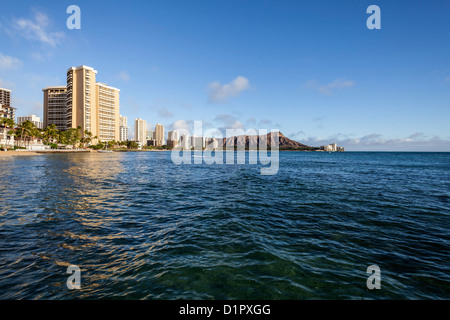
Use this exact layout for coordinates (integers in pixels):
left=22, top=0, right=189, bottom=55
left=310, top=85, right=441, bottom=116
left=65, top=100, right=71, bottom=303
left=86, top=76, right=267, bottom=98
left=135, top=118, right=147, bottom=146
left=154, top=123, right=164, bottom=146
left=119, top=115, right=128, bottom=141
left=191, top=135, right=205, bottom=149
left=205, top=137, right=219, bottom=150
left=180, top=134, right=191, bottom=149
left=17, top=115, right=43, bottom=129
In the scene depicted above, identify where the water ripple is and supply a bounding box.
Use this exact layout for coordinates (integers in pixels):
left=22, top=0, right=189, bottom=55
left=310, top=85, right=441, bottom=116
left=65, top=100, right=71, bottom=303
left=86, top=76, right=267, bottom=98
left=0, top=152, right=449, bottom=299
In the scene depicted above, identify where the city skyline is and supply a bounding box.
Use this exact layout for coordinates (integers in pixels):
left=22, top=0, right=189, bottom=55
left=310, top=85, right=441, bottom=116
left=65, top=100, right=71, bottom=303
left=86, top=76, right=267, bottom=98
left=1, top=1, right=450, bottom=151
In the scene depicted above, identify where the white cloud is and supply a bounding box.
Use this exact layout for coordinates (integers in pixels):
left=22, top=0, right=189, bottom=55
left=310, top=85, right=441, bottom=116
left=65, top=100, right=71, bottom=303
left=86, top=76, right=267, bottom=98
left=298, top=133, right=450, bottom=151
left=9, top=10, right=65, bottom=47
left=0, top=53, right=22, bottom=70
left=115, top=71, right=130, bottom=82
left=172, top=120, right=192, bottom=131
left=304, top=78, right=354, bottom=95
left=156, top=106, right=173, bottom=118
left=208, top=76, right=250, bottom=102
left=214, top=114, right=246, bottom=133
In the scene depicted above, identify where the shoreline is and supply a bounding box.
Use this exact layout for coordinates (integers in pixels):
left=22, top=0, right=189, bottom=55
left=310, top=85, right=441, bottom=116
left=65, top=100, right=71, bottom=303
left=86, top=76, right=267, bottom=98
left=0, top=150, right=91, bottom=157
left=0, top=151, right=40, bottom=157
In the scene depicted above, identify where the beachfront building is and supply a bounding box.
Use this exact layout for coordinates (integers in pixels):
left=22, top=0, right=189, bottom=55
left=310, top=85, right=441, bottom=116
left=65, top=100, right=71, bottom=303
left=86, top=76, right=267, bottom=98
left=66, top=66, right=98, bottom=134
left=17, top=115, right=43, bottom=129
left=168, top=130, right=180, bottom=142
left=1, top=88, right=15, bottom=122
left=320, top=143, right=344, bottom=152
left=135, top=118, right=147, bottom=147
left=0, top=88, right=11, bottom=106
left=43, top=66, right=120, bottom=142
left=119, top=115, right=128, bottom=141
left=180, top=134, right=191, bottom=149
left=96, top=82, right=120, bottom=142
left=191, top=135, right=205, bottom=150
left=0, top=104, right=15, bottom=121
left=43, top=86, right=67, bottom=130
left=167, top=130, right=180, bottom=148
left=0, top=119, right=14, bottom=147
left=154, top=123, right=164, bottom=146
left=0, top=88, right=15, bottom=147
left=205, top=137, right=219, bottom=150
left=64, top=65, right=120, bottom=143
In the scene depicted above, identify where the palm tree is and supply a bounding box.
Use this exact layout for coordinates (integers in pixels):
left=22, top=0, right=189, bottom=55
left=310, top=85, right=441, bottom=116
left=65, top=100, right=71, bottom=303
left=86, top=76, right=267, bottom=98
left=63, top=126, right=82, bottom=149
left=81, top=130, right=93, bottom=148
left=58, top=130, right=70, bottom=147
left=16, top=120, right=36, bottom=148
left=43, top=124, right=59, bottom=145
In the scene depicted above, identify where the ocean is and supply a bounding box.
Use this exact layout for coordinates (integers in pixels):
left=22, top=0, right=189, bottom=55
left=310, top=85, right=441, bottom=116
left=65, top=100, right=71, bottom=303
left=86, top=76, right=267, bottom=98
left=0, top=151, right=449, bottom=299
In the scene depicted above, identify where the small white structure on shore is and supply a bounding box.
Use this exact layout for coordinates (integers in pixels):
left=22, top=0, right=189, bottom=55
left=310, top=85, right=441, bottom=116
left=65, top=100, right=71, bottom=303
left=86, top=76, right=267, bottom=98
left=320, top=143, right=344, bottom=152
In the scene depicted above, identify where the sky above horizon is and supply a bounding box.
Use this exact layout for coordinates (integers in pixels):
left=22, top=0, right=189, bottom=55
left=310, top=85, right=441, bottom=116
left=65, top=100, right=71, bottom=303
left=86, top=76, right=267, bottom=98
left=0, top=0, right=449, bottom=151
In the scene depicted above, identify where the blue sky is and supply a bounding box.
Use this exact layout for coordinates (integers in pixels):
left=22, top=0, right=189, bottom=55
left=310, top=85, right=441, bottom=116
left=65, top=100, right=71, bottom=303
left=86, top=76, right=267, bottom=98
left=0, top=0, right=449, bottom=150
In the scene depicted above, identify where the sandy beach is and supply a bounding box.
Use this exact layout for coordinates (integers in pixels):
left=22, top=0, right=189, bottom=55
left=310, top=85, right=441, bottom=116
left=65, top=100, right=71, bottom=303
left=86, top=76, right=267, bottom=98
left=0, top=151, right=41, bottom=157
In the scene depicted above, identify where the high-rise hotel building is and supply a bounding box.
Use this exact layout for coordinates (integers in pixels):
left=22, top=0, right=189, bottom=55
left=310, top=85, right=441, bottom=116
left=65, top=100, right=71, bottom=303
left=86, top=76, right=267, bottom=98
left=119, top=115, right=128, bottom=141
left=154, top=123, right=165, bottom=146
left=0, top=88, right=11, bottom=106
left=43, top=86, right=67, bottom=130
left=135, top=118, right=147, bottom=147
left=0, top=88, right=15, bottom=121
left=96, top=82, right=120, bottom=141
left=66, top=66, right=100, bottom=135
left=44, top=66, right=120, bottom=142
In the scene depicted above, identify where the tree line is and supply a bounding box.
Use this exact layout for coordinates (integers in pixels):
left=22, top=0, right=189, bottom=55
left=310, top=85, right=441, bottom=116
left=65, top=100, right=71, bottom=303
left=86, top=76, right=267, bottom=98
left=0, top=118, right=139, bottom=150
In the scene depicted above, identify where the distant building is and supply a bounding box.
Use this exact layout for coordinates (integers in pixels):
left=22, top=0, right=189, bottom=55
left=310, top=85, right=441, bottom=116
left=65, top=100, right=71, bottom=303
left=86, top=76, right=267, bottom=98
left=154, top=123, right=164, bottom=146
left=166, top=130, right=180, bottom=148
left=43, top=86, right=67, bottom=130
left=0, top=88, right=12, bottom=106
left=168, top=130, right=180, bottom=142
left=17, top=115, right=43, bottom=129
left=146, top=130, right=154, bottom=140
left=166, top=139, right=179, bottom=148
left=180, top=134, right=191, bottom=149
left=205, top=137, right=219, bottom=150
left=135, top=118, right=147, bottom=146
left=191, top=135, right=205, bottom=150
left=0, top=104, right=15, bottom=121
left=0, top=88, right=15, bottom=122
left=0, top=111, right=14, bottom=146
left=0, top=126, right=14, bottom=146
left=320, top=143, right=344, bottom=152
left=119, top=115, right=128, bottom=141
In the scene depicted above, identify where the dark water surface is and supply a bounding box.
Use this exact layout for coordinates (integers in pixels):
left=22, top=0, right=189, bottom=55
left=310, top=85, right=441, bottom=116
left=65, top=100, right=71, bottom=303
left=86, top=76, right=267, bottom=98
left=0, top=152, right=449, bottom=299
